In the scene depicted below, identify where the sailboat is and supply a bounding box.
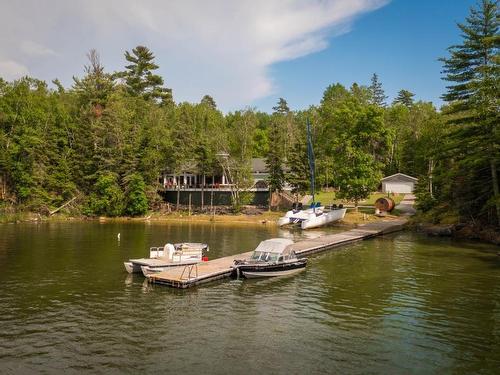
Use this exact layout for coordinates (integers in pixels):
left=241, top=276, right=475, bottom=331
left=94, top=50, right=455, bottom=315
left=278, top=119, right=347, bottom=229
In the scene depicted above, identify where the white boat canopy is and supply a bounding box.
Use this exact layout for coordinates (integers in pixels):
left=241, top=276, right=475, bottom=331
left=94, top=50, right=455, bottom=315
left=253, top=238, right=294, bottom=255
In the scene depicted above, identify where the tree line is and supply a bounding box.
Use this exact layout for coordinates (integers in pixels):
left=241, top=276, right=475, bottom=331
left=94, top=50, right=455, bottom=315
left=0, top=0, right=498, bottom=226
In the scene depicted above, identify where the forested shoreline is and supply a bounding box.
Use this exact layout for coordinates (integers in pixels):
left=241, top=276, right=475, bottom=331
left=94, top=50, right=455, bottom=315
left=0, top=1, right=498, bottom=229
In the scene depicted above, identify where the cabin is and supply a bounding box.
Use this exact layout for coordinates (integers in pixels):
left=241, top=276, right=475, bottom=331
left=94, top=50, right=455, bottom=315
left=159, top=158, right=270, bottom=191
left=381, top=173, right=418, bottom=194
left=159, top=158, right=273, bottom=206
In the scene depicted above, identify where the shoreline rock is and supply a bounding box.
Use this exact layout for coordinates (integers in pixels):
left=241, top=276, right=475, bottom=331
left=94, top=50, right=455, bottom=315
left=418, top=222, right=500, bottom=245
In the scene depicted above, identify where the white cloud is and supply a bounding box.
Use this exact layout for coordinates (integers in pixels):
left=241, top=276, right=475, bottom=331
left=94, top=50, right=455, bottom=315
left=0, top=60, right=30, bottom=81
left=20, top=41, right=57, bottom=57
left=0, top=0, right=388, bottom=110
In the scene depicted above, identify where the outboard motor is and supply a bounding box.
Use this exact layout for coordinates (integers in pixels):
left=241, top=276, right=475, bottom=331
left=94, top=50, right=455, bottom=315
left=297, top=203, right=303, bottom=210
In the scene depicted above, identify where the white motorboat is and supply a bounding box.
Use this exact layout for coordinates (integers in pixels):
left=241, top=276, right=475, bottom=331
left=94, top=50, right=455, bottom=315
left=124, top=242, right=209, bottom=275
left=278, top=203, right=347, bottom=229
left=232, top=238, right=307, bottom=278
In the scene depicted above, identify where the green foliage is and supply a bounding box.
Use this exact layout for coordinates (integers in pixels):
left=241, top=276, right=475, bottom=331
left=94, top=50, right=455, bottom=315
left=0, top=5, right=496, bottom=229
left=334, top=149, right=382, bottom=205
left=319, top=83, right=389, bottom=205
left=124, top=173, right=148, bottom=216
left=201, top=95, right=217, bottom=109
left=73, top=50, right=115, bottom=109
left=393, top=89, right=415, bottom=107
left=223, top=110, right=257, bottom=209
left=265, top=99, right=288, bottom=193
left=272, top=98, right=290, bottom=114
left=0, top=77, right=77, bottom=209
left=414, top=179, right=436, bottom=212
left=286, top=109, right=314, bottom=194
left=368, top=73, right=387, bottom=107
left=438, top=0, right=500, bottom=226
left=116, top=45, right=173, bottom=104
left=86, top=172, right=124, bottom=216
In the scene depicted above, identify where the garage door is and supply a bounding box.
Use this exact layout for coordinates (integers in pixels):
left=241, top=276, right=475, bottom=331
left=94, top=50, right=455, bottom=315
left=384, top=182, right=413, bottom=193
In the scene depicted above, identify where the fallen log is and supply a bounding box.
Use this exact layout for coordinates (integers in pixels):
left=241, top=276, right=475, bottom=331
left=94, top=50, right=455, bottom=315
left=49, top=195, right=78, bottom=216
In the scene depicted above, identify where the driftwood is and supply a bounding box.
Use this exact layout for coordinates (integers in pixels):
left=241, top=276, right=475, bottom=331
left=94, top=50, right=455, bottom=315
left=49, top=196, right=78, bottom=216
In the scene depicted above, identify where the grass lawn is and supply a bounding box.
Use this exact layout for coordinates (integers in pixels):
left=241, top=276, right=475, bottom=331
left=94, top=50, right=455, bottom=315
left=308, top=191, right=405, bottom=206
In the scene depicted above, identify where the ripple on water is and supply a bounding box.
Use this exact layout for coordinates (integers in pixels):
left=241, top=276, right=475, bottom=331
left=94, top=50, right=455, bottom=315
left=0, top=224, right=499, bottom=374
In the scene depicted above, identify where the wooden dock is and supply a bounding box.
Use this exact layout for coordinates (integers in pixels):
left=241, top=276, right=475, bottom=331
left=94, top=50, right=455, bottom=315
left=148, top=219, right=407, bottom=289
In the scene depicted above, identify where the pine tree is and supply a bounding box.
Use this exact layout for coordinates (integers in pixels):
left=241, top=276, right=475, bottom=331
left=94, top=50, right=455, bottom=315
left=117, top=45, right=173, bottom=104
left=266, top=99, right=289, bottom=195
left=265, top=116, right=285, bottom=193
left=369, top=73, right=388, bottom=107
left=440, top=0, right=500, bottom=225
left=201, top=94, right=217, bottom=109
left=393, top=89, right=415, bottom=107
left=286, top=129, right=310, bottom=194
left=73, top=49, right=114, bottom=112
left=272, top=97, right=290, bottom=114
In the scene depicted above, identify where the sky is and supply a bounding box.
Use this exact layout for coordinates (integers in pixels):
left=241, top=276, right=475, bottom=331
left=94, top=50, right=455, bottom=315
left=0, top=0, right=478, bottom=112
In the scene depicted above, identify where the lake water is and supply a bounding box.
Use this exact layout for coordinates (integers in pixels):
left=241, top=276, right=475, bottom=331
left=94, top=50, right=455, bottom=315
left=0, top=221, right=499, bottom=374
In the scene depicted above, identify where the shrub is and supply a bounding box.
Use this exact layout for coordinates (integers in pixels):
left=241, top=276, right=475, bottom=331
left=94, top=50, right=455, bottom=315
left=124, top=173, right=148, bottom=216
left=86, top=172, right=124, bottom=216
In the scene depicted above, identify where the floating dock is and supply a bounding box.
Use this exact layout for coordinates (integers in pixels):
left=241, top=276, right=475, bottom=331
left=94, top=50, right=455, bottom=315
left=148, top=219, right=407, bottom=289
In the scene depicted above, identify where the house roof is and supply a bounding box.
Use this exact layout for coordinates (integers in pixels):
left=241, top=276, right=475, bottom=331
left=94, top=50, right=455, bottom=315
left=381, top=173, right=418, bottom=182
left=163, top=157, right=269, bottom=174
left=251, top=158, right=268, bottom=173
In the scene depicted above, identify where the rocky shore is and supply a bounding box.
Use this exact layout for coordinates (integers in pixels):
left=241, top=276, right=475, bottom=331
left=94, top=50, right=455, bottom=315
left=417, top=223, right=500, bottom=246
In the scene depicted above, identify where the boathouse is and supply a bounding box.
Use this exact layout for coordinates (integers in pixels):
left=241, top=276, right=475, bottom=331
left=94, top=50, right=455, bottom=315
left=381, top=173, right=418, bottom=194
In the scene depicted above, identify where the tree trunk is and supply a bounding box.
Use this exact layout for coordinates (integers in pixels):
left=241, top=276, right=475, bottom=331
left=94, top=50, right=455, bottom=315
left=49, top=195, right=79, bottom=215
left=490, top=157, right=500, bottom=226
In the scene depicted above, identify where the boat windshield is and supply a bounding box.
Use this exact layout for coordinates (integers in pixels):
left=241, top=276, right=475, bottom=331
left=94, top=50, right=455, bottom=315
left=251, top=251, right=280, bottom=262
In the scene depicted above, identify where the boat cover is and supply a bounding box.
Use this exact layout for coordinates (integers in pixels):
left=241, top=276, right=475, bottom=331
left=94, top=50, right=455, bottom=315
left=254, top=238, right=294, bottom=254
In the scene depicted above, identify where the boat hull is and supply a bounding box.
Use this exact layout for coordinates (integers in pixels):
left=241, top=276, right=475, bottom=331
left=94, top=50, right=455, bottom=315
left=278, top=208, right=347, bottom=229
left=278, top=207, right=325, bottom=227
left=124, top=262, right=142, bottom=273
left=242, top=267, right=305, bottom=278
left=236, top=259, right=307, bottom=278
left=140, top=261, right=199, bottom=277
left=301, top=208, right=347, bottom=229
left=126, top=257, right=202, bottom=276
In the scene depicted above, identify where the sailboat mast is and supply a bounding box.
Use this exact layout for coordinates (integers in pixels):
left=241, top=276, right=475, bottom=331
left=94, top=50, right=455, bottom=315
left=307, top=119, right=315, bottom=213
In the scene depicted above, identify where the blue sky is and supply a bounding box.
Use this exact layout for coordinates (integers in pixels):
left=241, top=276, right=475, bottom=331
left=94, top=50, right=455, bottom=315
left=254, top=0, right=477, bottom=112
left=0, top=0, right=478, bottom=113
